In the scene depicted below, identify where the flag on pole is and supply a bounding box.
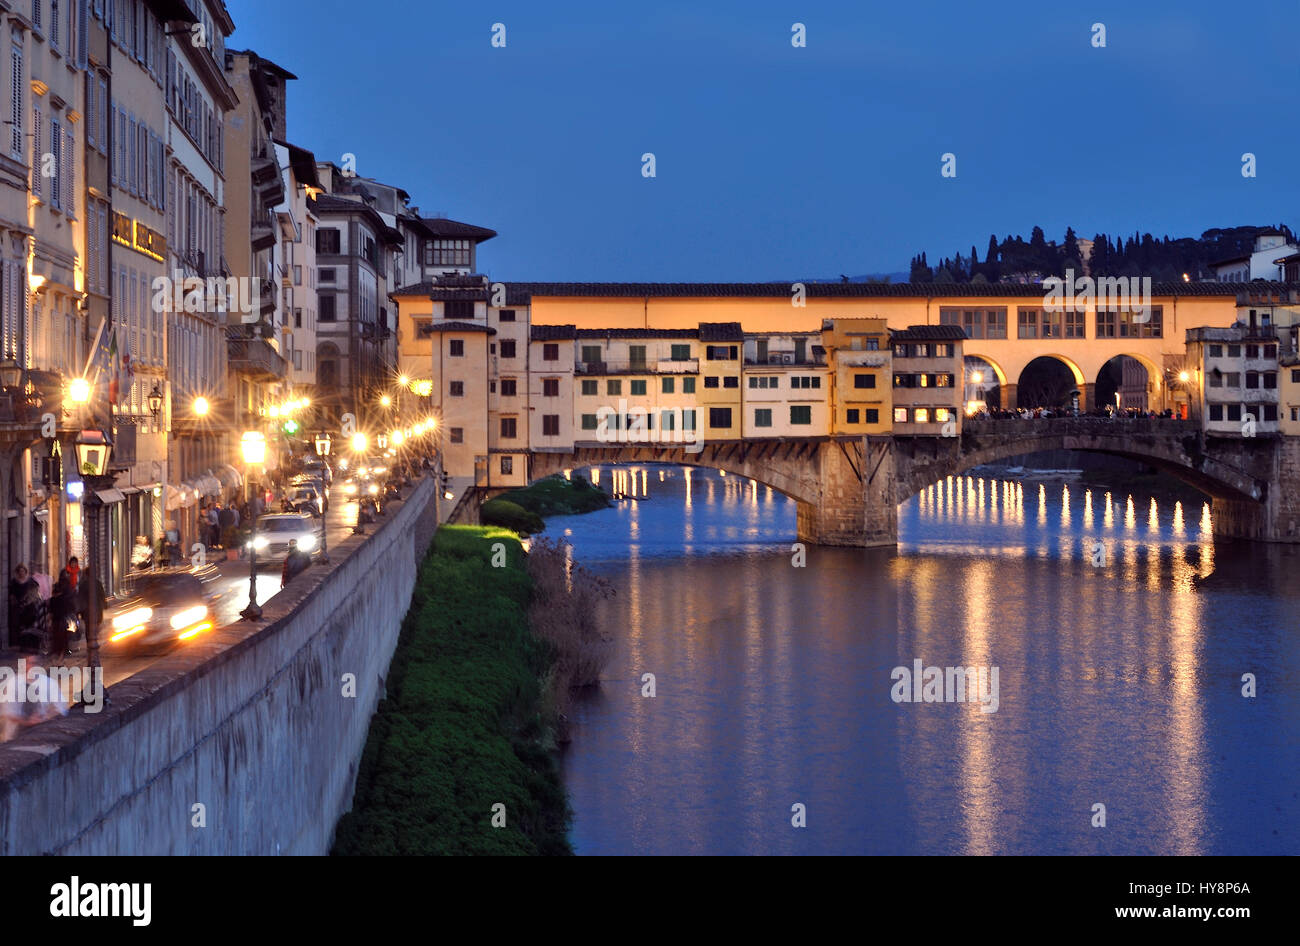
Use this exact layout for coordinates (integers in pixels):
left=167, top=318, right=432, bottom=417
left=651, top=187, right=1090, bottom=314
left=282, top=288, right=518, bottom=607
left=107, top=330, right=120, bottom=406
left=81, top=319, right=114, bottom=426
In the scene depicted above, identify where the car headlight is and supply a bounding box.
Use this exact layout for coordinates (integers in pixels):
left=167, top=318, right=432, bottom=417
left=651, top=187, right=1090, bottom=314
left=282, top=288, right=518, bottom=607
left=170, top=605, right=208, bottom=629
left=252, top=536, right=269, bottom=550
left=112, top=606, right=153, bottom=630
left=344, top=483, right=357, bottom=494
left=368, top=484, right=379, bottom=494
left=297, top=534, right=317, bottom=551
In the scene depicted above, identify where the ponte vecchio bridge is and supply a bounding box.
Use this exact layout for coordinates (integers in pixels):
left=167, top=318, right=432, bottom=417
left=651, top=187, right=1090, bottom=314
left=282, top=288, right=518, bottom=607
left=528, top=417, right=1295, bottom=546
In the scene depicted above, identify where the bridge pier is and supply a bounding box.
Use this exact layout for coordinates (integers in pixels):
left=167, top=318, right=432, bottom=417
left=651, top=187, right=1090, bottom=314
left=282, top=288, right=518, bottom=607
left=795, top=437, right=898, bottom=548
left=1215, top=436, right=1300, bottom=542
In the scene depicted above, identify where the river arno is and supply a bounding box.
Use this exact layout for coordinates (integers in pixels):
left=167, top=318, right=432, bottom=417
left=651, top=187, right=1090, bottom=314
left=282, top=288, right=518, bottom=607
left=553, top=466, right=1300, bottom=855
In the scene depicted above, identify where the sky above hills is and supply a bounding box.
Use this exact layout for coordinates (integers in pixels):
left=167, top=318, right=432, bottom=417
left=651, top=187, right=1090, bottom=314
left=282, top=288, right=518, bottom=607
left=229, top=0, right=1299, bottom=282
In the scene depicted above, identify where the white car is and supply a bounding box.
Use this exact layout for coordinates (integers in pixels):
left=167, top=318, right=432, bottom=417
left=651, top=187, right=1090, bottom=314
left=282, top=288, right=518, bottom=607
left=252, top=513, right=322, bottom=563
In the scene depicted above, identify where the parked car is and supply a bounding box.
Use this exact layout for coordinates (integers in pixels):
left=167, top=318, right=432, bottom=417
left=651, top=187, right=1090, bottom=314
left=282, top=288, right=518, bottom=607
left=105, top=565, right=221, bottom=651
left=288, top=474, right=329, bottom=511
left=252, top=513, right=322, bottom=563
left=300, top=457, right=333, bottom=486
left=285, top=483, right=325, bottom=516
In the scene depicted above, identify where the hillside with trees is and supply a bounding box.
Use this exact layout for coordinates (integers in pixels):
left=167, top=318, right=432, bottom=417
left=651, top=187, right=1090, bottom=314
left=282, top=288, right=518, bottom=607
left=907, top=224, right=1295, bottom=284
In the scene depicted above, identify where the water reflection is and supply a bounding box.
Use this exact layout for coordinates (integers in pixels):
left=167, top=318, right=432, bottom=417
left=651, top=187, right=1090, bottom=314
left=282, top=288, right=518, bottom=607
left=557, top=465, right=1295, bottom=856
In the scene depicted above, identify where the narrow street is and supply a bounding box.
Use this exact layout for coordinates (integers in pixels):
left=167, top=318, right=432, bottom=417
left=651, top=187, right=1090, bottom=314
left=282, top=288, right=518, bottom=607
left=1, top=490, right=373, bottom=718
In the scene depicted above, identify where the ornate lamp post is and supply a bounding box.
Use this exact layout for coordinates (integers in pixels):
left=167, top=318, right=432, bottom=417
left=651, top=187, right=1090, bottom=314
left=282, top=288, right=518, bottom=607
left=239, top=431, right=266, bottom=621
left=74, top=430, right=113, bottom=701
left=147, top=383, right=164, bottom=421
left=313, top=430, right=332, bottom=564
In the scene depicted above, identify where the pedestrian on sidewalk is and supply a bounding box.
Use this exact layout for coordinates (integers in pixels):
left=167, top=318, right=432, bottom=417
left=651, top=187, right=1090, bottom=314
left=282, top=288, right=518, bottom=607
left=206, top=503, right=221, bottom=548
left=49, top=571, right=74, bottom=658
left=8, top=565, right=42, bottom=653
left=74, top=570, right=108, bottom=680
left=280, top=540, right=311, bottom=588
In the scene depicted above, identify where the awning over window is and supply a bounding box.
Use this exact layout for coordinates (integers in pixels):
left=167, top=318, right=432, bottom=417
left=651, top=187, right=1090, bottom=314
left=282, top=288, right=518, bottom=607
left=95, top=488, right=126, bottom=504
left=216, top=464, right=243, bottom=489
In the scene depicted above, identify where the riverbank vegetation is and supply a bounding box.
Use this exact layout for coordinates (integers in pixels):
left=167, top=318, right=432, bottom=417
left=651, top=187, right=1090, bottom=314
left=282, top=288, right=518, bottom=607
left=525, top=537, right=615, bottom=731
left=332, top=526, right=571, bottom=855
left=497, top=474, right=611, bottom=518
left=480, top=498, right=545, bottom=535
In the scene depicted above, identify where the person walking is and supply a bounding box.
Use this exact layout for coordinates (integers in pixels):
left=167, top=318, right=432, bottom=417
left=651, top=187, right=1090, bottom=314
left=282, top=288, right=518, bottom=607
left=206, top=503, right=221, bottom=548
left=59, top=556, right=80, bottom=591
left=8, top=565, right=43, bottom=652
left=49, top=571, right=74, bottom=658
left=280, top=540, right=312, bottom=588
left=218, top=503, right=235, bottom=547
left=74, top=569, right=108, bottom=690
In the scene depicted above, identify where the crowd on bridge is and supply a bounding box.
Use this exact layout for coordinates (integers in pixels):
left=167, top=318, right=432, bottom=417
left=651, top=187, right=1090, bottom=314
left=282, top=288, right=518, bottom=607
left=970, top=406, right=1181, bottom=421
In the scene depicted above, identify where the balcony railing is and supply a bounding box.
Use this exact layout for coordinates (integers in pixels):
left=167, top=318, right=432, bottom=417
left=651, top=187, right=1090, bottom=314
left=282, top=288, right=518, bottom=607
left=743, top=354, right=826, bottom=366
left=576, top=358, right=700, bottom=375
left=227, top=335, right=287, bottom=381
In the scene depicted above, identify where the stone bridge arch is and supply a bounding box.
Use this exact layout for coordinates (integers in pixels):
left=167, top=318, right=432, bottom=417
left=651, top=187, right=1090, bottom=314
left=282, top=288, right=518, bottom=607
left=519, top=422, right=1283, bottom=547
left=890, top=419, right=1271, bottom=507
left=528, top=437, right=874, bottom=545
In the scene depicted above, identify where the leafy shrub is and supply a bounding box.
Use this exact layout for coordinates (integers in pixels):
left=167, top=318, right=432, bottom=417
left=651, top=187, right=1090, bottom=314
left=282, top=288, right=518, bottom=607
left=498, top=475, right=611, bottom=517
left=481, top=499, right=545, bottom=535
left=332, top=527, right=570, bottom=855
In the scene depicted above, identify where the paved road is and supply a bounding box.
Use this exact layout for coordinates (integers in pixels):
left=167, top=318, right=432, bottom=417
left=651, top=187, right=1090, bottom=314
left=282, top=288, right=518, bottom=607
left=1, top=485, right=386, bottom=730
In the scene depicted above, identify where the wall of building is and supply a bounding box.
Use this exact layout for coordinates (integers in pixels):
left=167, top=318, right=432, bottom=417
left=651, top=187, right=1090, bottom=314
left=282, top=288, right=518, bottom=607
left=436, top=330, right=489, bottom=483
left=0, top=476, right=439, bottom=855
left=529, top=292, right=1242, bottom=408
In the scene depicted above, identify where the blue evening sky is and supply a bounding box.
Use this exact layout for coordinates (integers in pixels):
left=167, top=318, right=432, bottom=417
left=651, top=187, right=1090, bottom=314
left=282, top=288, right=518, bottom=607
left=227, top=0, right=1299, bottom=281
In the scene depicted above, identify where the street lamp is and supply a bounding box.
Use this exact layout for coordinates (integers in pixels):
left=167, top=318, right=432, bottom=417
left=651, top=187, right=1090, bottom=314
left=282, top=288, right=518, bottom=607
left=147, top=383, right=164, bottom=421
left=239, top=431, right=266, bottom=622
left=75, top=429, right=113, bottom=702
left=0, top=359, right=22, bottom=389
left=313, top=431, right=332, bottom=564
left=69, top=377, right=91, bottom=403
left=193, top=396, right=210, bottom=417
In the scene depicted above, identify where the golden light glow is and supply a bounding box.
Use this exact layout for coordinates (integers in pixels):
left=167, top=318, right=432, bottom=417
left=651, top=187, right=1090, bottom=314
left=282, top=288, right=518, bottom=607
left=1178, top=371, right=1190, bottom=383
left=380, top=395, right=392, bottom=407
left=193, top=396, right=210, bottom=416
left=411, top=380, right=433, bottom=397
left=28, top=273, right=47, bottom=293
left=178, top=622, right=214, bottom=641
left=971, top=371, right=983, bottom=384
left=351, top=432, right=369, bottom=453
left=69, top=377, right=91, bottom=403
left=112, top=607, right=153, bottom=631
left=241, top=431, right=267, bottom=465
left=398, top=375, right=410, bottom=388
left=392, top=430, right=406, bottom=446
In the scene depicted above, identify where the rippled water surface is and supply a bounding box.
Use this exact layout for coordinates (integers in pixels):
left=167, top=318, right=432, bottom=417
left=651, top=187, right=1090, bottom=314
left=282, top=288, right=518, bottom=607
left=555, top=466, right=1300, bottom=855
